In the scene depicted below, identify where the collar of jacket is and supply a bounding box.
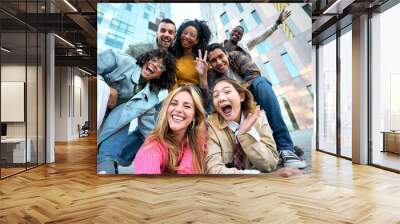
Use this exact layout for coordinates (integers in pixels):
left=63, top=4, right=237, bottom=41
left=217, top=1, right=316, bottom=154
left=130, top=62, right=142, bottom=86
left=130, top=81, right=153, bottom=102
left=224, top=39, right=247, bottom=53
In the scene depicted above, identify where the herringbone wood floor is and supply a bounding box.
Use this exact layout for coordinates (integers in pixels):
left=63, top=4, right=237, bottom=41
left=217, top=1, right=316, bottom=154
left=1, top=135, right=400, bottom=223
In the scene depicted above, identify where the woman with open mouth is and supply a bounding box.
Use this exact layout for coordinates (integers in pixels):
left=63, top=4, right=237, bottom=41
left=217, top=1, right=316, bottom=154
left=206, top=77, right=280, bottom=174
left=133, top=85, right=207, bottom=174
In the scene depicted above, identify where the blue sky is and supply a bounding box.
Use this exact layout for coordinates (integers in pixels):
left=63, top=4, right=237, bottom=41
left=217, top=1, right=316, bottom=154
left=171, top=3, right=202, bottom=28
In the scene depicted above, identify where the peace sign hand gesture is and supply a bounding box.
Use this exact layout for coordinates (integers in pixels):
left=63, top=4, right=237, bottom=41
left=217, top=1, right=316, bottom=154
left=195, top=49, right=208, bottom=77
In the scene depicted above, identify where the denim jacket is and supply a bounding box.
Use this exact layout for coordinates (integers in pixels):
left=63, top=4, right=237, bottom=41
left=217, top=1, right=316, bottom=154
left=97, top=49, right=159, bottom=145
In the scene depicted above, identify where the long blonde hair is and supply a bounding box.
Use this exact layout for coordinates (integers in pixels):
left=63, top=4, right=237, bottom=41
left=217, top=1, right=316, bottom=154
left=146, top=85, right=207, bottom=173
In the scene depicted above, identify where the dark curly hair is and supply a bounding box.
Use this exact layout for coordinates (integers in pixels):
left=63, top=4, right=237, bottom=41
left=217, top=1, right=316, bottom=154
left=136, top=48, right=176, bottom=92
left=206, top=43, right=227, bottom=56
left=172, top=19, right=211, bottom=58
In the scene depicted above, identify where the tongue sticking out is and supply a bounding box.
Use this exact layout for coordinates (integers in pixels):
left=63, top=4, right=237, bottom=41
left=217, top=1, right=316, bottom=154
left=222, top=105, right=232, bottom=115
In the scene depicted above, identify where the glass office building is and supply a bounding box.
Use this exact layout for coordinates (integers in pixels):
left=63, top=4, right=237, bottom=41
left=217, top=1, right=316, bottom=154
left=97, top=3, right=171, bottom=53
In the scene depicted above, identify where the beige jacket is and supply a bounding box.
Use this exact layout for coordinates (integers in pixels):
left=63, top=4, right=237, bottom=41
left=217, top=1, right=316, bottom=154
left=206, top=112, right=279, bottom=174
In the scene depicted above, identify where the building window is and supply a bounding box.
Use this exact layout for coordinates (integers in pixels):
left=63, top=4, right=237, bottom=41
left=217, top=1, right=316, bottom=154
left=110, top=19, right=134, bottom=34
left=306, top=84, right=314, bottom=98
left=146, top=4, right=155, bottom=13
left=239, top=19, right=248, bottom=32
left=318, top=37, right=337, bottom=154
left=225, top=29, right=230, bottom=39
left=236, top=3, right=244, bottom=13
left=220, top=12, right=229, bottom=26
left=277, top=95, right=299, bottom=131
left=144, top=11, right=149, bottom=20
left=251, top=10, right=262, bottom=25
left=339, top=29, right=352, bottom=158
left=105, top=33, right=125, bottom=49
left=302, top=4, right=312, bottom=18
left=147, top=31, right=156, bottom=41
left=256, top=41, right=270, bottom=54
left=370, top=3, right=400, bottom=171
left=97, top=11, right=104, bottom=24
left=281, top=52, right=299, bottom=77
left=263, top=61, right=279, bottom=85
left=126, top=4, right=132, bottom=11
left=148, top=21, right=158, bottom=32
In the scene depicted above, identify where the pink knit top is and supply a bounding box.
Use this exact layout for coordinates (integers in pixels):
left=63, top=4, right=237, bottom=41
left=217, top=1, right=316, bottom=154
left=133, top=138, right=205, bottom=174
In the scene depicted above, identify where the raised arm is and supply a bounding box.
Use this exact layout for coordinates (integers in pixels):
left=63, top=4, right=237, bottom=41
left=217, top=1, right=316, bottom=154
left=97, top=49, right=136, bottom=82
left=125, top=43, right=154, bottom=59
left=97, top=49, right=137, bottom=103
left=246, top=10, right=291, bottom=51
left=229, top=51, right=260, bottom=85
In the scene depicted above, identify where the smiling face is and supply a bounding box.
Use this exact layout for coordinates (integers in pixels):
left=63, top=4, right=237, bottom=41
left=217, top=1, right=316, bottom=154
left=230, top=26, right=244, bottom=43
left=212, top=80, right=245, bottom=123
left=208, top=48, right=229, bottom=74
left=141, top=58, right=165, bottom=80
left=180, top=25, right=199, bottom=49
left=156, top=22, right=176, bottom=49
left=167, top=90, right=195, bottom=136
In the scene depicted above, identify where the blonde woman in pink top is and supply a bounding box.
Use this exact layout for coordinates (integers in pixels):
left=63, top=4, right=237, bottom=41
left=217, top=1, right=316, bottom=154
left=134, top=85, right=207, bottom=174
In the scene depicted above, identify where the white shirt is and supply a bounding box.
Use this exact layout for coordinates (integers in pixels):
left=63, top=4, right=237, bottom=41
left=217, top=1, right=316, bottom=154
left=97, top=79, right=110, bottom=130
left=227, top=113, right=261, bottom=143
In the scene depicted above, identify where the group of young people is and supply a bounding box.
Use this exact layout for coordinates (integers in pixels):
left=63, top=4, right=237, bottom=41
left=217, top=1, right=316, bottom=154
left=97, top=9, right=307, bottom=175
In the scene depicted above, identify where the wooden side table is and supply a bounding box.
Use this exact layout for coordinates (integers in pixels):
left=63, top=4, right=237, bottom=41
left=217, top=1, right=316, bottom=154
left=381, top=131, right=400, bottom=154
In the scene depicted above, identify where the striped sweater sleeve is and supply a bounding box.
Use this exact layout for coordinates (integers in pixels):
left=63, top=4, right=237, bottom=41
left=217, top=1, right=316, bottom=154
left=133, top=141, right=165, bottom=174
left=176, top=147, right=196, bottom=174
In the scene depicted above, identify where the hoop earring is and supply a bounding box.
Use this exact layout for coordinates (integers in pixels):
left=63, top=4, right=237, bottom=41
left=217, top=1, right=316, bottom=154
left=191, top=120, right=196, bottom=129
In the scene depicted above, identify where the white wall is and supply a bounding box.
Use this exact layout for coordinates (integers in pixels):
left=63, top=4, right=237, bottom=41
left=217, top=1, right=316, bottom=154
left=72, top=73, right=89, bottom=138
left=54, top=67, right=89, bottom=141
left=1, top=65, right=38, bottom=137
left=1, top=63, right=46, bottom=164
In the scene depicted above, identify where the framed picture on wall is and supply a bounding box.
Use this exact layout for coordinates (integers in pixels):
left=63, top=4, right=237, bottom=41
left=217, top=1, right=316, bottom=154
left=1, top=81, right=25, bottom=122
left=96, top=2, right=313, bottom=175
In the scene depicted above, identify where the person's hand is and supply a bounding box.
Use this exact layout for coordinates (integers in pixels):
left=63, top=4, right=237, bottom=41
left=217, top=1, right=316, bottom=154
left=195, top=49, right=208, bottom=78
left=276, top=9, right=291, bottom=25
left=107, top=87, right=118, bottom=109
left=243, top=169, right=261, bottom=174
left=273, top=167, right=303, bottom=177
left=237, top=106, right=261, bottom=135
